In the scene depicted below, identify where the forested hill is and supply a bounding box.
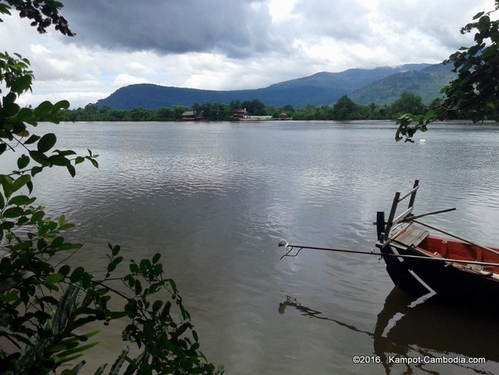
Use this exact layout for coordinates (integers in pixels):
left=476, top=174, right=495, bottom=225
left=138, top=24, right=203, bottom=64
left=94, top=63, right=454, bottom=110
left=350, top=63, right=455, bottom=105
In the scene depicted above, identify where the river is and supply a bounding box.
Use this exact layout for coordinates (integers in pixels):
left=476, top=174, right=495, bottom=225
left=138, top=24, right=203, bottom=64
left=10, top=120, right=499, bottom=374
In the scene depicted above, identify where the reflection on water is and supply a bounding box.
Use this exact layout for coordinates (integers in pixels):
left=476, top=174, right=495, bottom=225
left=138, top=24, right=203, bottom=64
left=279, top=295, right=370, bottom=331
left=9, top=121, right=499, bottom=374
left=281, top=289, right=498, bottom=375
left=374, top=289, right=499, bottom=375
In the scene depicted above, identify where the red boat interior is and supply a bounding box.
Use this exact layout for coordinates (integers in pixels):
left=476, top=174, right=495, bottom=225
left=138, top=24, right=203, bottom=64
left=419, top=235, right=499, bottom=273
left=392, top=224, right=499, bottom=274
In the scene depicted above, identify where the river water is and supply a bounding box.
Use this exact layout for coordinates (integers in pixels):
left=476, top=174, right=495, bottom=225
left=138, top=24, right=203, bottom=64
left=10, top=120, right=499, bottom=374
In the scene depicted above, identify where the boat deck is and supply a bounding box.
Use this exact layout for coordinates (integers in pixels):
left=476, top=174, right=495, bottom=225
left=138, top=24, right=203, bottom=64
left=393, top=224, right=429, bottom=248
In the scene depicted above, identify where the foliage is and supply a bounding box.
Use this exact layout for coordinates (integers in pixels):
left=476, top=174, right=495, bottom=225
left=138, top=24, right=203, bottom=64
left=440, top=1, right=499, bottom=122
left=66, top=92, right=423, bottom=122
left=0, top=0, right=74, bottom=35
left=331, top=96, right=354, bottom=119
left=390, top=92, right=426, bottom=117
left=0, top=1, right=223, bottom=374
left=331, top=95, right=360, bottom=120
left=396, top=0, right=499, bottom=141
left=394, top=111, right=433, bottom=143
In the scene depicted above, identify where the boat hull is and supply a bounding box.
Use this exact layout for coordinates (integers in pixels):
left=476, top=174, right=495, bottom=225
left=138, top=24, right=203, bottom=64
left=380, top=241, right=499, bottom=301
left=376, top=181, right=499, bottom=302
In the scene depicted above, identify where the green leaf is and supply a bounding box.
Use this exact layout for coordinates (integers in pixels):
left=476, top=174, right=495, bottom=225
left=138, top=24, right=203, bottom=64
left=63, top=361, right=87, bottom=374
left=59, top=222, right=75, bottom=230
left=3, top=207, right=24, bottom=218
left=59, top=265, right=71, bottom=276
left=8, top=195, right=35, bottom=206
left=67, top=164, right=76, bottom=177
left=3, top=92, right=16, bottom=105
left=129, top=262, right=139, bottom=273
left=0, top=221, right=15, bottom=231
left=14, top=129, right=29, bottom=138
left=54, top=149, right=77, bottom=157
left=56, top=342, right=100, bottom=364
left=473, top=11, right=485, bottom=20
left=81, top=330, right=100, bottom=340
left=109, top=349, right=129, bottom=375
left=45, top=273, right=64, bottom=286
left=51, top=236, right=65, bottom=248
left=11, top=175, right=31, bottom=192
left=81, top=272, right=92, bottom=288
left=152, top=253, right=161, bottom=264
left=29, top=150, right=50, bottom=166
left=37, top=238, right=48, bottom=249
left=92, top=364, right=108, bottom=375
left=17, top=154, right=30, bottom=169
left=0, top=174, right=13, bottom=198
left=31, top=209, right=45, bottom=223
left=110, top=244, right=121, bottom=256
left=87, top=157, right=99, bottom=168
left=34, top=101, right=54, bottom=118
left=70, top=266, right=85, bottom=283
left=152, top=300, right=163, bottom=312
left=2, top=101, right=20, bottom=117
left=31, top=166, right=44, bottom=176
left=16, top=216, right=29, bottom=226
left=107, top=257, right=123, bottom=273
left=12, top=121, right=26, bottom=133
left=167, top=278, right=177, bottom=290
left=143, top=323, right=154, bottom=341
left=10, top=240, right=33, bottom=251
left=0, top=4, right=12, bottom=16
left=24, top=134, right=40, bottom=145
left=423, top=110, right=436, bottom=121
left=134, top=279, right=142, bottom=294
left=37, top=133, right=57, bottom=153
left=48, top=154, right=70, bottom=166
left=58, top=214, right=67, bottom=226
left=66, top=316, right=101, bottom=333
left=139, top=259, right=150, bottom=272
left=10, top=75, right=32, bottom=94
left=0, top=292, right=20, bottom=302
left=15, top=107, right=35, bottom=123
left=59, top=243, right=82, bottom=251
left=153, top=263, right=162, bottom=274
left=53, top=99, right=70, bottom=111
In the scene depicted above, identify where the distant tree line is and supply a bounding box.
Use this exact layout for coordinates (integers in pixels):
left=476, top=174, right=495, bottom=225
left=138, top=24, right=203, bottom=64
left=64, top=92, right=440, bottom=122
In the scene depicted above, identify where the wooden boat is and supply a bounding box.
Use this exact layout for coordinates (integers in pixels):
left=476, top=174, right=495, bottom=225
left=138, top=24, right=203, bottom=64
left=375, top=180, right=499, bottom=300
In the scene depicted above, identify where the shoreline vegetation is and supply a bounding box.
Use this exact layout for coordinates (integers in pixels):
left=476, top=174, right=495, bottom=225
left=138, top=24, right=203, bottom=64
left=65, top=92, right=452, bottom=122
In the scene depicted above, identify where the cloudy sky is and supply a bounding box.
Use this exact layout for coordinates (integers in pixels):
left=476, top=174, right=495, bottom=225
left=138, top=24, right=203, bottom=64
left=0, top=0, right=493, bottom=108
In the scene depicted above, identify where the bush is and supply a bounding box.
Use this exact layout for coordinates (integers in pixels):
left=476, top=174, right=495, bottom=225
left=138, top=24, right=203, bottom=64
left=0, top=2, right=223, bottom=374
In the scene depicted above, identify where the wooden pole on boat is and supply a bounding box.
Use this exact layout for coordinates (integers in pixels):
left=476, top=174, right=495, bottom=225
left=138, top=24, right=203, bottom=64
left=278, top=240, right=499, bottom=267
left=408, top=208, right=456, bottom=220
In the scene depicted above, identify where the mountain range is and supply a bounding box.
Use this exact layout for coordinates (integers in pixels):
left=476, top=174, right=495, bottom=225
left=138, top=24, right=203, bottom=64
left=95, top=63, right=456, bottom=110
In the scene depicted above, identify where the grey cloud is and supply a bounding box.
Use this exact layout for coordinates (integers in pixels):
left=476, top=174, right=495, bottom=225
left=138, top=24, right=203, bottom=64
left=377, top=0, right=486, bottom=50
left=290, top=0, right=372, bottom=42
left=61, top=0, right=283, bottom=58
